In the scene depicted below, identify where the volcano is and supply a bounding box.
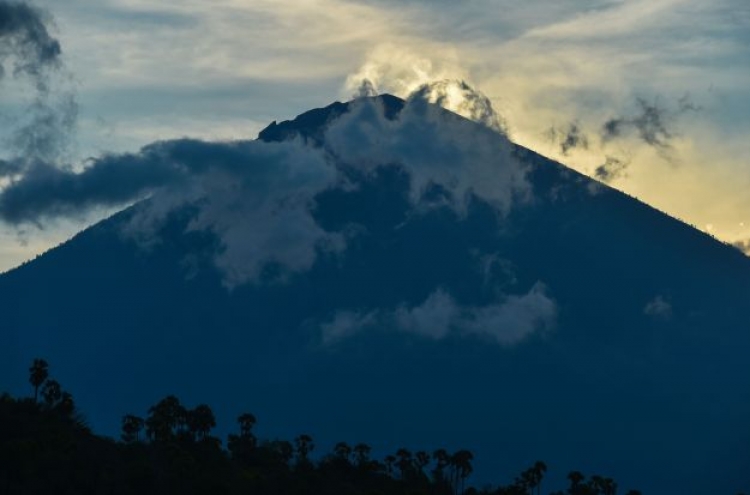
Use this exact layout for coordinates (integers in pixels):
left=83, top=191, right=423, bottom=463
left=1, top=94, right=748, bottom=494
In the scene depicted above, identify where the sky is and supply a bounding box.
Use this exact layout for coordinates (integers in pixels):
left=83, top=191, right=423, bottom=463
left=0, top=0, right=749, bottom=271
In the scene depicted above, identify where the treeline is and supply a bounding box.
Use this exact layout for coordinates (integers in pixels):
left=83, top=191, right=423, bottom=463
left=0, top=359, right=651, bottom=495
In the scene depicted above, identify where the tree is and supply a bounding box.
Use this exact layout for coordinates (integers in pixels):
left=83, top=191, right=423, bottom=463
left=228, top=413, right=258, bottom=463
left=237, top=413, right=257, bottom=439
left=568, top=471, right=585, bottom=493
left=395, top=448, right=413, bottom=480
left=294, top=434, right=314, bottom=465
left=41, top=379, right=62, bottom=408
left=121, top=414, right=145, bottom=443
left=188, top=404, right=216, bottom=441
left=432, top=448, right=450, bottom=483
left=29, top=358, right=49, bottom=403
left=384, top=454, right=396, bottom=475
left=353, top=443, right=371, bottom=468
left=145, top=395, right=186, bottom=442
left=414, top=450, right=430, bottom=477
left=451, top=449, right=473, bottom=495
left=334, top=441, right=352, bottom=463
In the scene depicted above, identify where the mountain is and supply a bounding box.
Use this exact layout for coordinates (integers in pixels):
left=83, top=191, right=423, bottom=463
left=1, top=94, right=749, bottom=494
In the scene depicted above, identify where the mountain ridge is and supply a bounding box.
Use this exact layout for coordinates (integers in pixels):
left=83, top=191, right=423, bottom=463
left=1, top=94, right=749, bottom=494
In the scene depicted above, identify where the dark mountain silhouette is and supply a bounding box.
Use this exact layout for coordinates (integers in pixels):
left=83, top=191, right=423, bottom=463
left=1, top=95, right=748, bottom=494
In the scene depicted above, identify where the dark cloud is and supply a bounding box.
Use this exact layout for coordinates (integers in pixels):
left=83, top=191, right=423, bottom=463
left=731, top=239, right=750, bottom=256
left=9, top=92, right=78, bottom=161
left=594, top=155, right=630, bottom=183
left=0, top=1, right=78, bottom=186
left=354, top=78, right=378, bottom=98
left=600, top=96, right=699, bottom=158
left=602, top=98, right=674, bottom=151
left=546, top=121, right=589, bottom=156
left=0, top=138, right=315, bottom=224
left=0, top=0, right=62, bottom=91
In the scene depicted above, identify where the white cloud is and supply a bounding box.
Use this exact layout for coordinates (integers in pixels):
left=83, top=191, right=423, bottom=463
left=116, top=137, right=343, bottom=287
left=325, top=96, right=531, bottom=215
left=320, top=283, right=558, bottom=347
left=394, top=288, right=458, bottom=339
left=644, top=294, right=673, bottom=319
left=462, top=282, right=558, bottom=345
left=321, top=309, right=379, bottom=343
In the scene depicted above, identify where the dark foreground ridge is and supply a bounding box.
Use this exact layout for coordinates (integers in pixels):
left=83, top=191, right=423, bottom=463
left=0, top=359, right=656, bottom=495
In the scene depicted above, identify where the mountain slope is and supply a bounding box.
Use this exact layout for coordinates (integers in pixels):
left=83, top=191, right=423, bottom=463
left=1, top=95, right=748, bottom=494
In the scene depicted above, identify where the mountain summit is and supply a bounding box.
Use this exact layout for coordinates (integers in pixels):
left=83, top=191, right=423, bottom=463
left=1, top=95, right=748, bottom=494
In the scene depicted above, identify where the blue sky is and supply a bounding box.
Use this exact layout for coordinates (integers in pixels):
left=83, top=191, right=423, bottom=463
left=1, top=0, right=749, bottom=270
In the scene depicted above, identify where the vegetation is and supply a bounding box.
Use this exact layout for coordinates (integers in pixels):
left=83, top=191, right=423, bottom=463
left=0, top=359, right=716, bottom=495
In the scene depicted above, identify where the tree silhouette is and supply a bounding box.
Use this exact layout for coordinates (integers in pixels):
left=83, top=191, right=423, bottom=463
left=187, top=404, right=216, bottom=441
left=29, top=358, right=49, bottom=403
left=384, top=454, right=396, bottom=476
left=294, top=434, right=314, bottom=466
left=396, top=447, right=413, bottom=480
left=334, top=441, right=352, bottom=463
left=432, top=448, right=450, bottom=483
left=415, top=450, right=431, bottom=477
left=145, top=395, right=186, bottom=442
left=568, top=470, right=585, bottom=493
left=451, top=449, right=474, bottom=495
left=353, top=442, right=371, bottom=468
left=121, top=414, right=145, bottom=443
left=41, top=379, right=62, bottom=408
left=238, top=412, right=257, bottom=439
left=228, top=411, right=258, bottom=464
left=6, top=360, right=653, bottom=495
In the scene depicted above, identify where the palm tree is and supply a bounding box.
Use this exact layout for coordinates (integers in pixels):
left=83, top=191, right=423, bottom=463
left=334, top=441, right=351, bottom=462
left=532, top=460, right=547, bottom=495
left=414, top=450, right=430, bottom=477
left=432, top=448, right=450, bottom=483
left=294, top=434, right=314, bottom=465
left=568, top=471, right=585, bottom=492
left=121, top=414, right=145, bottom=443
left=41, top=379, right=61, bottom=407
left=395, top=448, right=413, bottom=480
left=451, top=449, right=473, bottom=495
left=29, top=358, right=49, bottom=403
left=188, top=404, right=215, bottom=441
left=56, top=392, right=76, bottom=418
left=353, top=443, right=371, bottom=468
left=384, top=454, right=396, bottom=476
left=145, top=395, right=185, bottom=442
left=237, top=413, right=257, bottom=438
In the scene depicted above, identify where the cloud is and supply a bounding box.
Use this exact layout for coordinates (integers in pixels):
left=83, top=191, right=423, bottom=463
left=600, top=96, right=699, bottom=160
left=594, top=155, right=631, bottom=183
left=644, top=295, right=673, bottom=320
left=325, top=94, right=530, bottom=215
left=0, top=136, right=342, bottom=285
left=0, top=0, right=78, bottom=181
left=0, top=0, right=61, bottom=90
left=0, top=86, right=538, bottom=283
left=344, top=43, right=467, bottom=101
left=730, top=239, right=750, bottom=256
left=321, top=283, right=557, bottom=346
left=461, top=282, right=558, bottom=345
left=410, top=79, right=508, bottom=134
left=394, top=288, right=458, bottom=339
left=546, top=121, right=589, bottom=156
left=321, top=309, right=379, bottom=343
